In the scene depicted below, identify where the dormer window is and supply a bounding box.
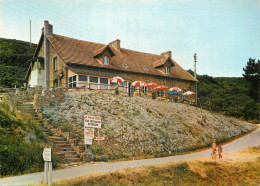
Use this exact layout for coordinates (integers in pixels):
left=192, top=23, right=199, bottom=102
left=104, top=56, right=109, bottom=65
left=166, top=66, right=170, bottom=74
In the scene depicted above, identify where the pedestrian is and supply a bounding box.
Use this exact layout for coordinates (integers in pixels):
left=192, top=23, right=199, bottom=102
left=217, top=145, right=222, bottom=159
left=114, top=85, right=119, bottom=95
left=212, top=138, right=217, bottom=152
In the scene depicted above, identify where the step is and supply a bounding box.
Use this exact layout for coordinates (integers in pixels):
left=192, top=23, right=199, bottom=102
left=64, top=154, right=79, bottom=159
left=65, top=158, right=81, bottom=163
left=55, top=144, right=72, bottom=148
left=56, top=151, right=77, bottom=155
left=48, top=136, right=66, bottom=141
left=53, top=141, right=69, bottom=145
left=56, top=147, right=74, bottom=151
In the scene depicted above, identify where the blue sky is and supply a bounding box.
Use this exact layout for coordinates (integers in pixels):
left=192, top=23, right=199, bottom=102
left=0, top=0, right=259, bottom=77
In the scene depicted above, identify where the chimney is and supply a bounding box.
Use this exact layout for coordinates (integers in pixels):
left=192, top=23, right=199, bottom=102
left=43, top=20, right=53, bottom=89
left=161, top=51, right=172, bottom=58
left=110, top=39, right=120, bottom=51
left=44, top=20, right=53, bottom=37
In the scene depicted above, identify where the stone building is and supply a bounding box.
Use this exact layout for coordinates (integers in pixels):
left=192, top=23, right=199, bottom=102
left=25, top=21, right=197, bottom=93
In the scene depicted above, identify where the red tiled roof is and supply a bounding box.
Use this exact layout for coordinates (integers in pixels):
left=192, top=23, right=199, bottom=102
left=48, top=34, right=197, bottom=82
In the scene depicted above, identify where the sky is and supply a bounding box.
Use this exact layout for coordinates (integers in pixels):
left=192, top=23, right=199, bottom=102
left=0, top=0, right=259, bottom=77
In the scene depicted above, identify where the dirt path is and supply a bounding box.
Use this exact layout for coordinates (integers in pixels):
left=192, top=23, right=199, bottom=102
left=1, top=127, right=259, bottom=185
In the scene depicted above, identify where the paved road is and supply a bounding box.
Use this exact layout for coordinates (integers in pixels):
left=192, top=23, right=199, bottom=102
left=1, top=127, right=259, bottom=185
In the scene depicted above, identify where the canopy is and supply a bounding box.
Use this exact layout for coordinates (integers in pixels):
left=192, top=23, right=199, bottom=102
left=169, top=87, right=182, bottom=92
left=183, top=91, right=195, bottom=96
left=154, top=86, right=168, bottom=91
left=145, top=82, right=158, bottom=87
left=131, top=81, right=146, bottom=87
left=110, top=76, right=125, bottom=83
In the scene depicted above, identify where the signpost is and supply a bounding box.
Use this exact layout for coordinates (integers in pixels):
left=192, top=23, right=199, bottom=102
left=42, top=147, right=52, bottom=185
left=84, top=115, right=103, bottom=147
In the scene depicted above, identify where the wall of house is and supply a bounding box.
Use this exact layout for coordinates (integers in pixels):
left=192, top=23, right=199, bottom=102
left=28, top=61, right=45, bottom=87
left=28, top=44, right=46, bottom=87
left=48, top=44, right=67, bottom=88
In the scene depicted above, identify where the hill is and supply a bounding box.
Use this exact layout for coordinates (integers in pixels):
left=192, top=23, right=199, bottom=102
left=41, top=91, right=257, bottom=161
left=0, top=38, right=36, bottom=88
left=187, top=70, right=259, bottom=122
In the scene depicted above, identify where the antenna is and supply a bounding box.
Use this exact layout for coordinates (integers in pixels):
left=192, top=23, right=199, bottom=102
left=29, top=18, right=32, bottom=48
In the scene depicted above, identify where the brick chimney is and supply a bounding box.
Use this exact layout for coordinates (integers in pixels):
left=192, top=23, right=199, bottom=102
left=161, top=51, right=172, bottom=58
left=43, top=20, right=53, bottom=89
left=110, top=39, right=120, bottom=51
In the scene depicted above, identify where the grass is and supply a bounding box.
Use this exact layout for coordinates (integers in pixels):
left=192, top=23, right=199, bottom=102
left=53, top=147, right=260, bottom=186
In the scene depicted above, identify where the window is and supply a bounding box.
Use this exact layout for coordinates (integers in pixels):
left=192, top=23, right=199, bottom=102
left=100, top=78, right=108, bottom=84
left=53, top=57, right=58, bottom=71
left=89, top=76, right=98, bottom=83
left=53, top=79, right=58, bottom=88
left=69, top=75, right=77, bottom=88
left=78, top=75, right=87, bottom=81
left=104, top=56, right=109, bottom=65
left=165, top=66, right=170, bottom=74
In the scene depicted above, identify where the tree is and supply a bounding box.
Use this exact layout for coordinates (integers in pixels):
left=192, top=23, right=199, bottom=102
left=243, top=58, right=260, bottom=102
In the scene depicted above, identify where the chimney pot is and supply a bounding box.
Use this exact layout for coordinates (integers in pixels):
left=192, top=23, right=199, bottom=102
left=161, top=51, right=172, bottom=58
left=110, top=39, right=120, bottom=51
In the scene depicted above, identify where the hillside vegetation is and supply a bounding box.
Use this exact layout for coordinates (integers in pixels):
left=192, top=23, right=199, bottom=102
left=188, top=70, right=259, bottom=122
left=0, top=38, right=36, bottom=88
left=55, top=147, right=260, bottom=186
left=42, top=91, right=256, bottom=161
left=0, top=99, right=45, bottom=176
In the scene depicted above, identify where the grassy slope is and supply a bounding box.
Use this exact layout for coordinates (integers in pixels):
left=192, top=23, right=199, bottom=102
left=42, top=91, right=257, bottom=161
left=55, top=147, right=260, bottom=186
left=0, top=37, right=36, bottom=87
left=0, top=99, right=45, bottom=176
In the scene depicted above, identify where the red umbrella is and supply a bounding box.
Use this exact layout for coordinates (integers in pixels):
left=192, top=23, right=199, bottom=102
left=169, top=87, right=182, bottom=92
left=183, top=91, right=195, bottom=96
left=110, top=76, right=125, bottom=83
left=131, top=81, right=146, bottom=87
left=145, top=83, right=158, bottom=87
left=154, top=86, right=168, bottom=91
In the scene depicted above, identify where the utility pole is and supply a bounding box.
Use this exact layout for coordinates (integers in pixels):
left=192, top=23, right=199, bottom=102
left=194, top=53, right=197, bottom=105
left=29, top=19, right=32, bottom=48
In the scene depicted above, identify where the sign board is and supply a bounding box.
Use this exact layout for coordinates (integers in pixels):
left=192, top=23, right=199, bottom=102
left=84, top=128, right=94, bottom=138
left=84, top=115, right=101, bottom=128
left=95, top=137, right=105, bottom=140
left=84, top=136, right=93, bottom=145
left=42, top=147, right=52, bottom=162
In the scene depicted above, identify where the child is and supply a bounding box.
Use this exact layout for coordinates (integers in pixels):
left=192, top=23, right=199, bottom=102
left=217, top=145, right=222, bottom=159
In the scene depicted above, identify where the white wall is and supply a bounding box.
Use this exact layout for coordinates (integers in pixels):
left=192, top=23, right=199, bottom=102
left=28, top=62, right=45, bottom=87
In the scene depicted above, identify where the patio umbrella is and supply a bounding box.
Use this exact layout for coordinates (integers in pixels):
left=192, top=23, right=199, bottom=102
left=183, top=91, right=195, bottom=96
left=131, top=81, right=146, bottom=87
left=145, top=83, right=158, bottom=87
left=154, top=86, right=168, bottom=91
left=110, top=76, right=125, bottom=83
left=169, top=87, right=182, bottom=92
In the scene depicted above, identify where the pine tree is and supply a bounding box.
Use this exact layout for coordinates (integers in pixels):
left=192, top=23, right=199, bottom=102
left=243, top=58, right=260, bottom=102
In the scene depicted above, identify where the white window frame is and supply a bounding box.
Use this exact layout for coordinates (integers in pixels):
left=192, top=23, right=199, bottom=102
left=68, top=75, right=77, bottom=88
left=166, top=66, right=170, bottom=74
left=104, top=56, right=109, bottom=65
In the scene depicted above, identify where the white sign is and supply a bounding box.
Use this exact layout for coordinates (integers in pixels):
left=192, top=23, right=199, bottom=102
left=84, top=115, right=101, bottom=128
left=85, top=128, right=94, bottom=138
left=42, top=148, right=52, bottom=162
left=84, top=136, right=93, bottom=145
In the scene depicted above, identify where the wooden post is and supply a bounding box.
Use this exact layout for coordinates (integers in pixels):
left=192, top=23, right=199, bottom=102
left=48, top=161, right=52, bottom=186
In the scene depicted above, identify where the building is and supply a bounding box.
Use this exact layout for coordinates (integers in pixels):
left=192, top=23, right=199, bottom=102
left=25, top=21, right=197, bottom=93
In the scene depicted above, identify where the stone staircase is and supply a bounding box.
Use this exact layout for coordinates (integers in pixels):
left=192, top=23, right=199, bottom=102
left=17, top=101, right=83, bottom=166
left=48, top=136, right=82, bottom=165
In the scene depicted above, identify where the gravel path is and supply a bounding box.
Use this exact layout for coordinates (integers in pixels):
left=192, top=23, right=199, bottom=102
left=1, top=127, right=259, bottom=185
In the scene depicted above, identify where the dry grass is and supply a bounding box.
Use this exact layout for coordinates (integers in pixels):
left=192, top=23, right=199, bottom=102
left=52, top=147, right=260, bottom=186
